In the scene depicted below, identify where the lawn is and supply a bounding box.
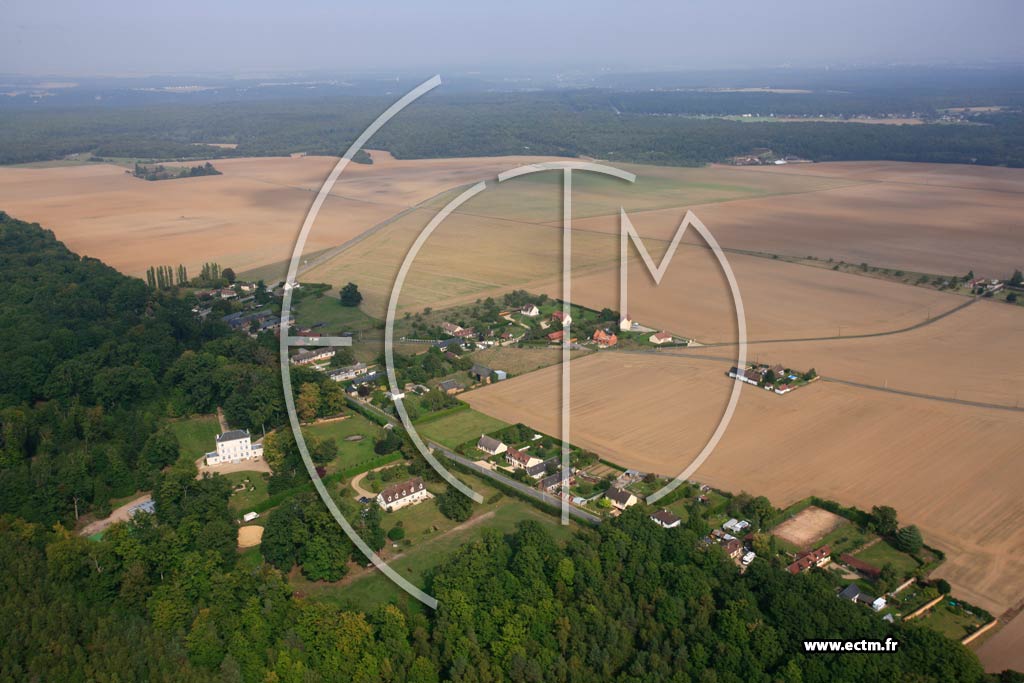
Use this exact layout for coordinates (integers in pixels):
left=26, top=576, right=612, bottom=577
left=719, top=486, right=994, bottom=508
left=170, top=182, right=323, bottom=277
left=292, top=291, right=381, bottom=334
left=853, top=539, right=921, bottom=577
left=301, top=414, right=387, bottom=474
left=917, top=602, right=986, bottom=641
left=414, top=408, right=509, bottom=449
left=224, top=471, right=270, bottom=514
left=166, top=414, right=221, bottom=465
left=818, top=522, right=873, bottom=556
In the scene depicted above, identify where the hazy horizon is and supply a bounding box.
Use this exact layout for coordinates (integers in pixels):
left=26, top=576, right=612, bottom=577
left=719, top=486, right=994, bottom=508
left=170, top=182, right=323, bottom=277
left=4, top=0, right=1024, bottom=77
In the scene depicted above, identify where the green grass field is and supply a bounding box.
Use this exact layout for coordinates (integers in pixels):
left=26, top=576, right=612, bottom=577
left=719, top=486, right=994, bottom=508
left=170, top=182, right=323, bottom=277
left=166, top=414, right=221, bottom=465
left=853, top=540, right=920, bottom=577
left=414, top=408, right=509, bottom=449
left=301, top=414, right=387, bottom=474
left=916, top=602, right=985, bottom=641
left=292, top=292, right=381, bottom=333
left=225, top=472, right=270, bottom=514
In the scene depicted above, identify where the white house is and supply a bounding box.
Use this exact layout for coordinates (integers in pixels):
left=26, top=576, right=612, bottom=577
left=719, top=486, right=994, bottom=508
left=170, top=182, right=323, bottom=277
left=650, top=509, right=681, bottom=528
left=723, top=518, right=751, bottom=534
left=205, top=430, right=263, bottom=466
left=505, top=447, right=543, bottom=471
left=551, top=310, right=572, bottom=327
left=291, top=347, right=336, bottom=366
left=619, top=314, right=633, bottom=331
left=520, top=304, right=540, bottom=317
left=476, top=434, right=508, bottom=456
left=376, top=477, right=432, bottom=512
left=649, top=331, right=673, bottom=345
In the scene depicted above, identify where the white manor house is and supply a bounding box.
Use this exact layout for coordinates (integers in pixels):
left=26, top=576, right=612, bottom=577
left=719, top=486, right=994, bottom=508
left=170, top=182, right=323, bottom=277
left=205, top=429, right=263, bottom=466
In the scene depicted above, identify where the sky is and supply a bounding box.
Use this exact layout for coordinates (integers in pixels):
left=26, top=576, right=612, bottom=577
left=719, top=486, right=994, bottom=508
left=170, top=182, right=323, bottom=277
left=3, top=0, right=1024, bottom=76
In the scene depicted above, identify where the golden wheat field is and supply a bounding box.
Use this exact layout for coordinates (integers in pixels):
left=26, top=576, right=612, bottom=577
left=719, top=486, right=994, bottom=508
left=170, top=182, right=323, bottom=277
left=464, top=351, right=1024, bottom=615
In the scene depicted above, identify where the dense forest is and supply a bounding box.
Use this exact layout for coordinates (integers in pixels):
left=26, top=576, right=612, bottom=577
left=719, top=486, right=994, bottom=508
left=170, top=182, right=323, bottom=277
left=0, top=213, right=336, bottom=523
left=1, top=88, right=1023, bottom=166
left=0, top=214, right=1020, bottom=681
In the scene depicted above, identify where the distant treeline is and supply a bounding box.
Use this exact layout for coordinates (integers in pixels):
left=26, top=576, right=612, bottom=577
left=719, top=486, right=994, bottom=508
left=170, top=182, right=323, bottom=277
left=1, top=90, right=1023, bottom=166
left=132, top=161, right=221, bottom=181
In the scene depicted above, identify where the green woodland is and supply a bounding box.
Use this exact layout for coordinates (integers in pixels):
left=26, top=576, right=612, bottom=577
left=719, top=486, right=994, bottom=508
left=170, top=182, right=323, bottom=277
left=2, top=90, right=1024, bottom=167
left=0, top=214, right=1019, bottom=681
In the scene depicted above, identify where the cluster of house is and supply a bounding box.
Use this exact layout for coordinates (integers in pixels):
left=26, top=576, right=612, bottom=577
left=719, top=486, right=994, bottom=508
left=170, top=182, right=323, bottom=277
left=291, top=347, right=336, bottom=366
left=786, top=545, right=832, bottom=574
left=375, top=477, right=433, bottom=512
left=204, top=430, right=264, bottom=466
left=436, top=318, right=526, bottom=348
left=221, top=309, right=283, bottom=334
left=728, top=363, right=801, bottom=395
left=477, top=434, right=580, bottom=494
left=707, top=518, right=757, bottom=567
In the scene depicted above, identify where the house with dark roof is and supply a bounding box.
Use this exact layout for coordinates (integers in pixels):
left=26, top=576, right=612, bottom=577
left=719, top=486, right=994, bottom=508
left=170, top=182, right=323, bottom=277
left=650, top=509, right=682, bottom=529
left=438, top=379, right=465, bottom=395
left=538, top=467, right=575, bottom=492
left=604, top=487, right=638, bottom=511
left=476, top=434, right=507, bottom=456
left=469, top=364, right=493, bottom=383
left=376, top=477, right=431, bottom=512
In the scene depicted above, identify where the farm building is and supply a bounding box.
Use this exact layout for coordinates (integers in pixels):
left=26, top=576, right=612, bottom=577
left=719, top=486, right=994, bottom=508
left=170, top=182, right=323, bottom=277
left=520, top=304, right=540, bottom=317
left=470, top=364, right=494, bottom=383
left=649, top=331, right=673, bottom=345
left=438, top=379, right=465, bottom=395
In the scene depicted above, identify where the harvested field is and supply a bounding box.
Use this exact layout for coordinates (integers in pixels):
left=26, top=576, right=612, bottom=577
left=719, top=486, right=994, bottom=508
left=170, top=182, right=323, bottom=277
left=557, top=161, right=1024, bottom=276
left=662, top=298, right=1024, bottom=407
left=468, top=346, right=590, bottom=378
left=464, top=351, right=1024, bottom=614
left=533, top=241, right=959, bottom=342
left=976, top=612, right=1024, bottom=673
left=237, top=525, right=264, bottom=548
left=0, top=151, right=569, bottom=278
left=772, top=506, right=846, bottom=550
